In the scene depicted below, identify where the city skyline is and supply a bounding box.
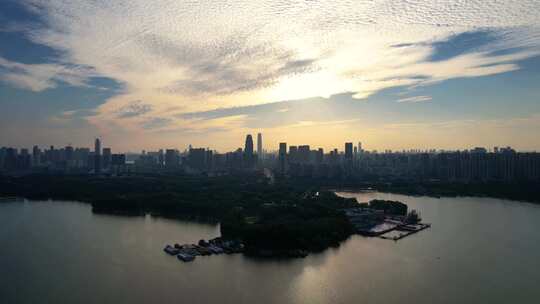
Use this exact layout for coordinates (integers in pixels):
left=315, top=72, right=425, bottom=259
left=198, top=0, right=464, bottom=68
left=2, top=134, right=537, bottom=185
left=1, top=1, right=540, bottom=151
left=0, top=135, right=535, bottom=155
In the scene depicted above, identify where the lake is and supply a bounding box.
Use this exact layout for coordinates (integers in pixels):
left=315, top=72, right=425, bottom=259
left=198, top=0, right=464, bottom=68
left=1, top=193, right=540, bottom=304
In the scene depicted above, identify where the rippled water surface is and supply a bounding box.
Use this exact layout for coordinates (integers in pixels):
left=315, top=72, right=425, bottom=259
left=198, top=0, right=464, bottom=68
left=1, top=193, right=540, bottom=304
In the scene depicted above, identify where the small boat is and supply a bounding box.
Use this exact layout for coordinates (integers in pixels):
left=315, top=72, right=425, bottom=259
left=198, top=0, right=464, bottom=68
left=177, top=253, right=195, bottom=262
left=164, top=245, right=180, bottom=255
left=208, top=245, right=224, bottom=254
left=196, top=246, right=212, bottom=256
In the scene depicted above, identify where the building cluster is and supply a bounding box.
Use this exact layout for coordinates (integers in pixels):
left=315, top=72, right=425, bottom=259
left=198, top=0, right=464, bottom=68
left=132, top=133, right=263, bottom=174
left=2, top=135, right=539, bottom=182
left=277, top=143, right=540, bottom=182
left=0, top=138, right=126, bottom=174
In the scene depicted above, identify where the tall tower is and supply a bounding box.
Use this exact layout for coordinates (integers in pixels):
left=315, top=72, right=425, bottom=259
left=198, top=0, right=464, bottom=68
left=94, top=138, right=101, bottom=173
left=257, top=133, right=263, bottom=161
left=244, top=134, right=254, bottom=167
left=279, top=142, right=287, bottom=174
left=245, top=134, right=254, bottom=156
left=345, top=142, right=353, bottom=160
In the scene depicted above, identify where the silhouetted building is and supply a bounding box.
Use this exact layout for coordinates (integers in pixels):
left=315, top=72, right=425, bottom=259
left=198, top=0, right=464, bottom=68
left=244, top=134, right=255, bottom=168
left=298, top=145, right=310, bottom=163
left=102, top=147, right=111, bottom=170
left=345, top=142, right=353, bottom=160
left=165, top=149, right=179, bottom=168
left=32, top=145, right=40, bottom=167
left=188, top=148, right=207, bottom=171
left=94, top=138, right=101, bottom=173
left=289, top=146, right=298, bottom=163
left=111, top=154, right=126, bottom=166
left=257, top=133, right=263, bottom=161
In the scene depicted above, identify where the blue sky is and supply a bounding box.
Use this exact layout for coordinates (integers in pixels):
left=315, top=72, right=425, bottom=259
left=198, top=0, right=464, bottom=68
left=1, top=1, right=539, bottom=152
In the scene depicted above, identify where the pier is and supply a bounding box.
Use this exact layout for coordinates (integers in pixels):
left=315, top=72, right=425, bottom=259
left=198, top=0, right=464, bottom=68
left=163, top=237, right=244, bottom=262
left=379, top=223, right=431, bottom=241
left=344, top=205, right=431, bottom=241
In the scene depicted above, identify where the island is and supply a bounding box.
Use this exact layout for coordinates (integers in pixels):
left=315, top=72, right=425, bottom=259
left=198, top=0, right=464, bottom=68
left=0, top=173, right=427, bottom=259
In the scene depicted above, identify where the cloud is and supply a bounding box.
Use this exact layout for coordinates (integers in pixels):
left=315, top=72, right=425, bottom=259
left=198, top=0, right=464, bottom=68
left=141, top=117, right=173, bottom=130
left=115, top=100, right=152, bottom=118
left=3, top=0, right=540, bottom=134
left=397, top=95, right=432, bottom=103
left=0, top=56, right=96, bottom=91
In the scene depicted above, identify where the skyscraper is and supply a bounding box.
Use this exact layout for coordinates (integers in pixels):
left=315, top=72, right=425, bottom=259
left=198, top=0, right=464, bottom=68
left=245, top=134, right=254, bottom=156
left=102, top=147, right=111, bottom=169
left=298, top=145, right=310, bottom=163
left=345, top=142, right=353, bottom=160
left=279, top=143, right=287, bottom=157
left=32, top=145, right=40, bottom=167
left=165, top=149, right=178, bottom=168
left=188, top=148, right=207, bottom=170
left=279, top=142, right=287, bottom=174
left=257, top=133, right=263, bottom=161
left=244, top=134, right=254, bottom=168
left=94, top=138, right=101, bottom=173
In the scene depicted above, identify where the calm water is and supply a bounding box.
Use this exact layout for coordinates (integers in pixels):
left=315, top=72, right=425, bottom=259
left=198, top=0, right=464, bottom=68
left=1, top=193, right=540, bottom=304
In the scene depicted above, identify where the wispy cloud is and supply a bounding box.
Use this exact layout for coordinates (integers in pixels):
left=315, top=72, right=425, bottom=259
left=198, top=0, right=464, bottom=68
left=0, top=56, right=96, bottom=91
left=397, top=95, right=432, bottom=103
left=115, top=100, right=153, bottom=119
left=2, top=0, right=540, bottom=135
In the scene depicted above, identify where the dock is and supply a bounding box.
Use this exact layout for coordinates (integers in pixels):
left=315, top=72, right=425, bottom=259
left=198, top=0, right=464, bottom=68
left=379, top=223, right=431, bottom=241
left=163, top=237, right=244, bottom=262
left=0, top=196, right=22, bottom=202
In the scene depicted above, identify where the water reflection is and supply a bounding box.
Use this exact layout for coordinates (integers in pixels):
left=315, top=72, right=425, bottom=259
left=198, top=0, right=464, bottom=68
left=1, top=195, right=540, bottom=304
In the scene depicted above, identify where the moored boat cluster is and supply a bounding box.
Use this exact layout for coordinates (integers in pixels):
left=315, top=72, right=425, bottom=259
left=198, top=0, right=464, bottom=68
left=164, top=237, right=244, bottom=262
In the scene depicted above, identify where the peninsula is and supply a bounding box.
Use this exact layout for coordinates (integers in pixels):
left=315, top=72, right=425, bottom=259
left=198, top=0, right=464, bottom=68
left=0, top=173, right=423, bottom=258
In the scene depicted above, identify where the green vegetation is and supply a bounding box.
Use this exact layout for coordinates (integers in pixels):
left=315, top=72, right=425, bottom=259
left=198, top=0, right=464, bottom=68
left=0, top=173, right=358, bottom=256
left=376, top=181, right=540, bottom=203
left=285, top=177, right=540, bottom=203
left=367, top=199, right=408, bottom=215
left=221, top=191, right=356, bottom=256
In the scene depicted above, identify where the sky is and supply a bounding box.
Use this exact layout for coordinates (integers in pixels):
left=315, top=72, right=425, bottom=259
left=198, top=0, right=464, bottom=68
left=1, top=0, right=540, bottom=153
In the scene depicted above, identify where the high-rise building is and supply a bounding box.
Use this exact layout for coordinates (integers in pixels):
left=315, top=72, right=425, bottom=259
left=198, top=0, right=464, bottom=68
left=358, top=142, right=362, bottom=153
left=94, top=138, right=101, bottom=173
left=165, top=149, right=178, bottom=168
left=316, top=148, right=324, bottom=164
left=65, top=146, right=74, bottom=162
left=188, top=148, right=207, bottom=171
left=245, top=135, right=254, bottom=157
left=257, top=133, right=263, bottom=161
left=345, top=142, right=353, bottom=160
left=102, top=148, right=112, bottom=169
left=111, top=154, right=126, bottom=166
left=289, top=146, right=298, bottom=163
left=298, top=145, right=310, bottom=163
left=4, top=148, right=17, bottom=170
left=279, top=142, right=287, bottom=173
left=244, top=134, right=254, bottom=167
left=18, top=148, right=31, bottom=170
left=32, top=145, right=40, bottom=167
